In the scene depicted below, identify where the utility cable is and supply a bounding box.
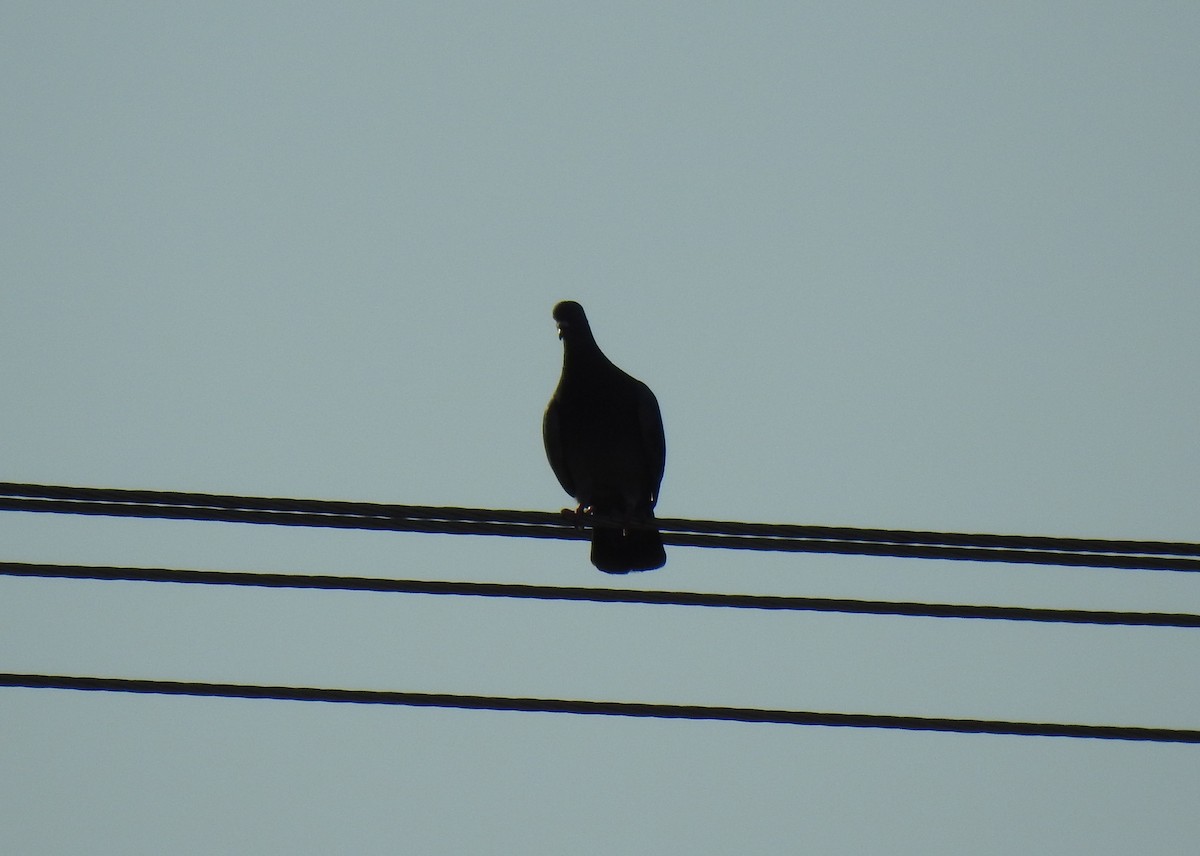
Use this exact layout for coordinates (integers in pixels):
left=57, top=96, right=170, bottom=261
left=3, top=482, right=1199, bottom=572
left=3, top=561, right=1198, bottom=628
left=3, top=673, right=1195, bottom=743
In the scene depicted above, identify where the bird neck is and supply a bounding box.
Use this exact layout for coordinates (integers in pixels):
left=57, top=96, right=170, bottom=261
left=561, top=331, right=614, bottom=377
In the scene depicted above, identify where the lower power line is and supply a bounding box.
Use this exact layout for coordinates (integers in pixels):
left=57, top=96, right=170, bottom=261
left=3, top=561, right=1198, bottom=628
left=3, top=672, right=1195, bottom=743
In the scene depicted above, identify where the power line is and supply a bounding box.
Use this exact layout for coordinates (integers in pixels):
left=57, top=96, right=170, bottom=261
left=3, top=482, right=1199, bottom=572
left=3, top=672, right=1195, bottom=743
left=4, top=561, right=1199, bottom=628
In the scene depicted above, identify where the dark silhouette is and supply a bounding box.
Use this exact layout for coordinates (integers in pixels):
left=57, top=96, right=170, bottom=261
left=543, top=301, right=666, bottom=573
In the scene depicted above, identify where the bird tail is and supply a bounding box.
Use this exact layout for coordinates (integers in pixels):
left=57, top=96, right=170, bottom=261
left=590, top=522, right=666, bottom=573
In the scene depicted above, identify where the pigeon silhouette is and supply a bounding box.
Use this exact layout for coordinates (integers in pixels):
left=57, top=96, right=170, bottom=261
left=544, top=301, right=666, bottom=573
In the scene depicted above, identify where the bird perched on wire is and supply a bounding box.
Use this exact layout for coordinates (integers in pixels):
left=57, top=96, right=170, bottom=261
left=543, top=300, right=666, bottom=573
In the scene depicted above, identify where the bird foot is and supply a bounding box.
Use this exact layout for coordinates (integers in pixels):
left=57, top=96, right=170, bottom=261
left=563, top=506, right=654, bottom=535
left=560, top=505, right=593, bottom=528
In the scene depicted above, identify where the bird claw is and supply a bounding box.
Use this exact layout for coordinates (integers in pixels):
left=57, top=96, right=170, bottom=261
left=560, top=505, right=592, bottom=528
left=559, top=505, right=652, bottom=538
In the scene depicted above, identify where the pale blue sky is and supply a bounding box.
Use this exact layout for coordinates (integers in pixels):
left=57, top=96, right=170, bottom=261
left=3, top=3, right=1199, bottom=853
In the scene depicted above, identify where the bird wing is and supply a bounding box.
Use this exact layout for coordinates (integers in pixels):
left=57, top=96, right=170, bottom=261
left=635, top=382, right=666, bottom=507
left=542, top=396, right=575, bottom=499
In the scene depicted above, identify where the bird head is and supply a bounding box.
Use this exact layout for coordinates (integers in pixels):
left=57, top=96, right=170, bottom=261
left=552, top=300, right=589, bottom=341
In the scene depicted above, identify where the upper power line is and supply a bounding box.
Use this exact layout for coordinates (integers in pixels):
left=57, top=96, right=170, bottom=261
left=3, top=482, right=1199, bottom=572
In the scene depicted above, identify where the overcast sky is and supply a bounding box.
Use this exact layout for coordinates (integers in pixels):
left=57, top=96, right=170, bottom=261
left=3, top=3, right=1199, bottom=853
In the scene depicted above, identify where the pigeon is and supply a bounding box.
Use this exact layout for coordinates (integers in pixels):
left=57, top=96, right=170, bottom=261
left=543, top=300, right=666, bottom=573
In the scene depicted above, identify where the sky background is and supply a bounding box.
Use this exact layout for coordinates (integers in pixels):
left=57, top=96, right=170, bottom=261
left=3, top=3, right=1199, bottom=853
